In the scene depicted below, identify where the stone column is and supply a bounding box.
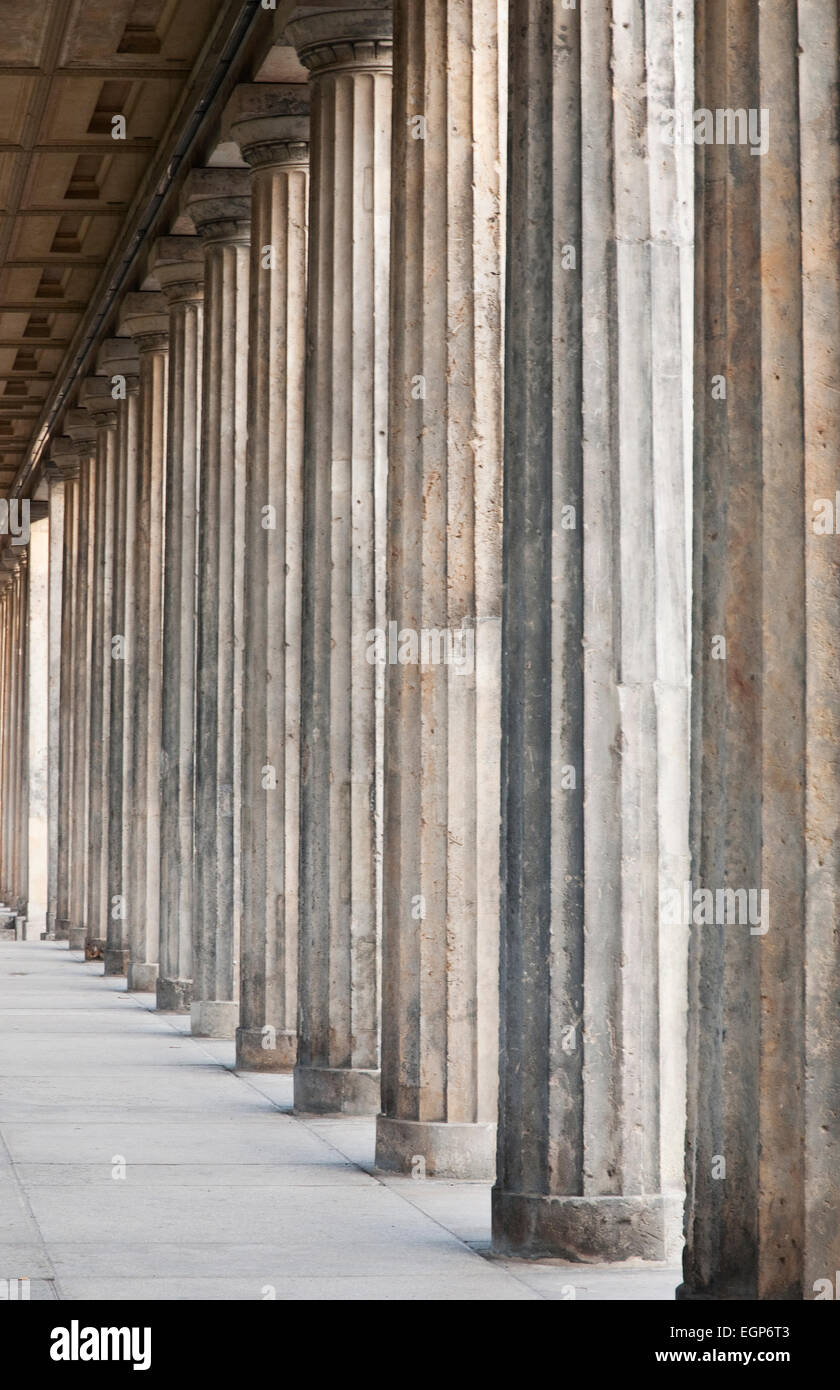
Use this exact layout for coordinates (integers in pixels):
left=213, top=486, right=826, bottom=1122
left=0, top=569, right=13, bottom=910
left=286, top=1, right=392, bottom=1115
left=96, top=338, right=140, bottom=976
left=2, top=557, right=16, bottom=910
left=181, top=169, right=251, bottom=1038
left=227, top=88, right=309, bottom=1070
left=0, top=576, right=8, bottom=905
left=148, top=236, right=204, bottom=1013
left=63, top=410, right=97, bottom=952
left=374, top=0, right=503, bottom=1179
left=3, top=552, right=27, bottom=925
left=117, top=293, right=169, bottom=992
left=492, top=0, right=692, bottom=1259
left=681, top=0, right=840, bottom=1301
left=16, top=552, right=30, bottom=930
left=0, top=555, right=19, bottom=912
left=78, top=377, right=119, bottom=958
left=45, top=463, right=65, bottom=938
left=26, top=520, right=49, bottom=940
left=51, top=436, right=80, bottom=943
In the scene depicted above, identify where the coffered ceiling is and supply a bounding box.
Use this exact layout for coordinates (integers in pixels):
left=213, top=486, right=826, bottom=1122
left=0, top=0, right=235, bottom=494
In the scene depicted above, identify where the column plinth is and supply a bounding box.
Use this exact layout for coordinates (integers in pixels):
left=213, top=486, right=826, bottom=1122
left=376, top=1117, right=496, bottom=1182
left=286, top=2, right=392, bottom=1114
left=293, top=1065, right=380, bottom=1117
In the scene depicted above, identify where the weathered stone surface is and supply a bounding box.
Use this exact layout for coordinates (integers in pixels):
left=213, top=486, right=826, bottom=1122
left=117, top=293, right=169, bottom=994
left=95, top=339, right=139, bottom=978
left=62, top=410, right=97, bottom=954
left=681, top=0, right=840, bottom=1302
left=50, top=435, right=81, bottom=944
left=25, top=522, right=49, bottom=940
left=79, top=378, right=118, bottom=958
left=493, top=0, right=691, bottom=1259
left=231, top=93, right=309, bottom=1072
left=375, top=0, right=503, bottom=1182
left=181, top=174, right=250, bottom=1039
left=44, top=464, right=65, bottom=940
left=287, top=5, right=392, bottom=1112
left=150, top=237, right=205, bottom=1015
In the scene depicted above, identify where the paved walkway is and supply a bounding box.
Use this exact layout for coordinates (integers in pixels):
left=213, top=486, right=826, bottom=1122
left=0, top=938, right=680, bottom=1301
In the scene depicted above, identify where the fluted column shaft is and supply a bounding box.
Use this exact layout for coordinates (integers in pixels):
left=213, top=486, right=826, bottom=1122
left=0, top=582, right=8, bottom=903
left=118, top=294, right=169, bottom=992
left=46, top=467, right=65, bottom=937
left=184, top=170, right=250, bottom=1038
left=0, top=576, right=13, bottom=906
left=375, top=0, right=503, bottom=1180
left=4, top=558, right=27, bottom=918
left=64, top=415, right=96, bottom=952
left=493, top=0, right=692, bottom=1260
left=288, top=2, right=392, bottom=1115
left=233, top=96, right=309, bottom=1070
left=0, top=563, right=22, bottom=911
left=681, top=0, right=840, bottom=1301
left=3, top=564, right=17, bottom=908
left=153, top=239, right=204, bottom=1013
left=99, top=339, right=140, bottom=976
left=26, top=527, right=49, bottom=939
left=53, top=442, right=80, bottom=941
left=16, top=556, right=30, bottom=923
left=80, top=385, right=118, bottom=957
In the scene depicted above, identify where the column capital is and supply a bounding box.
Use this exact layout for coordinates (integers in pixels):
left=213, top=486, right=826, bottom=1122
left=285, top=5, right=392, bottom=75
left=224, top=83, right=310, bottom=170
left=42, top=458, right=65, bottom=487
left=62, top=408, right=97, bottom=456
left=147, top=235, right=205, bottom=305
left=95, top=336, right=140, bottom=389
left=78, top=375, right=119, bottom=430
left=117, top=292, right=169, bottom=352
left=180, top=168, right=251, bottom=246
left=49, top=434, right=82, bottom=481
left=0, top=548, right=21, bottom=577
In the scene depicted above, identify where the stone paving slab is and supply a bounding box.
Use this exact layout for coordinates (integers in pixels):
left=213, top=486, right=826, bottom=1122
left=0, top=940, right=680, bottom=1301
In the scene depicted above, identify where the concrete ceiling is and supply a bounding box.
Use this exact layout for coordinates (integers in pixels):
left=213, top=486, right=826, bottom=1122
left=0, top=0, right=238, bottom=494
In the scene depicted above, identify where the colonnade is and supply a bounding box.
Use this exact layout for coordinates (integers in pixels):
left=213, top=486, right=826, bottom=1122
left=0, top=0, right=836, bottom=1299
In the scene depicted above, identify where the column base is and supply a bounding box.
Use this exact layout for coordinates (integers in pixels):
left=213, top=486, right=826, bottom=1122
left=675, top=1281, right=756, bottom=1301
left=127, top=961, right=159, bottom=993
left=14, top=915, right=27, bottom=941
left=156, top=977, right=192, bottom=1013
left=491, top=1188, right=683, bottom=1263
left=55, top=917, right=70, bottom=941
left=190, top=999, right=238, bottom=1038
left=68, top=925, right=86, bottom=950
left=375, top=1115, right=496, bottom=1180
left=84, top=938, right=105, bottom=961
left=103, top=947, right=130, bottom=976
left=236, top=1027, right=296, bottom=1071
left=293, top=1064, right=380, bottom=1115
